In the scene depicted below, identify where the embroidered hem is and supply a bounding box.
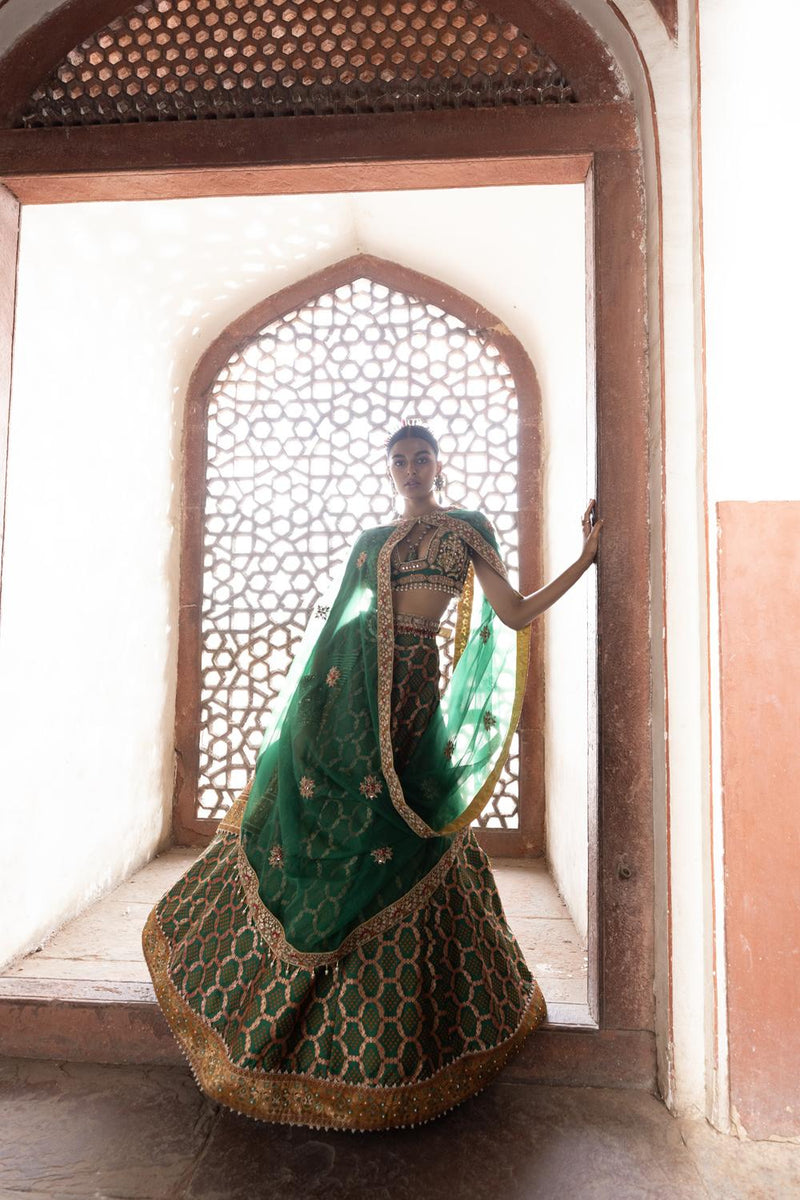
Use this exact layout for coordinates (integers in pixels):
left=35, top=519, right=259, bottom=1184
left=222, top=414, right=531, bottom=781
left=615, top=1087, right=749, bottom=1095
left=143, top=904, right=546, bottom=1132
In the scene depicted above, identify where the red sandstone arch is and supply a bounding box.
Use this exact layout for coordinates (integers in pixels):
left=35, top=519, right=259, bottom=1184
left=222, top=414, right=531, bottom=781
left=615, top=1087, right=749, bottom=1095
left=0, top=0, right=655, bottom=1087
left=174, top=253, right=545, bottom=859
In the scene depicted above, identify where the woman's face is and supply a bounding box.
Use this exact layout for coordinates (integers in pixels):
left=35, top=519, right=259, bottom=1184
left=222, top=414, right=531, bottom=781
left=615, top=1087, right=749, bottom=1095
left=387, top=436, right=440, bottom=500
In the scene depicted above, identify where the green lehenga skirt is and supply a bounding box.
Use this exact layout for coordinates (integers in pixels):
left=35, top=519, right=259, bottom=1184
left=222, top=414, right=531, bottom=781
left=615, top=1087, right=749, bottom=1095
left=143, top=618, right=546, bottom=1130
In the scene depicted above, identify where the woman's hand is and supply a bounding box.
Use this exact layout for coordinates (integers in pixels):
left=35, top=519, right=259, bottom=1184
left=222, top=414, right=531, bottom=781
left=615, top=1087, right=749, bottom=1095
left=580, top=500, right=603, bottom=566
left=473, top=499, right=605, bottom=630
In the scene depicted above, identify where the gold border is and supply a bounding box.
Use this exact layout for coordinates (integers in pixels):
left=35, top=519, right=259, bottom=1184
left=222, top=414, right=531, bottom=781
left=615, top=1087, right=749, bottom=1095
left=439, top=623, right=531, bottom=834
left=377, top=511, right=527, bottom=839
left=142, top=905, right=546, bottom=1132
left=376, top=519, right=435, bottom=838
left=236, top=829, right=465, bottom=970
left=218, top=777, right=252, bottom=833
left=453, top=560, right=475, bottom=668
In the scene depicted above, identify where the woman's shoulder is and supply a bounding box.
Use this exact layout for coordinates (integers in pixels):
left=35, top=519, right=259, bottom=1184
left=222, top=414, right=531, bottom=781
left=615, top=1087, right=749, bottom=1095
left=351, top=522, right=396, bottom=548
left=444, top=508, right=496, bottom=538
left=351, top=509, right=495, bottom=539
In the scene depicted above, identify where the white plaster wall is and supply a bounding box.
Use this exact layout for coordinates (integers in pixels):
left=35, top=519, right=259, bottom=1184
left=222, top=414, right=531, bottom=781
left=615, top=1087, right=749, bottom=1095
left=700, top=0, right=800, bottom=503
left=697, top=0, right=800, bottom=1133
left=0, top=184, right=589, bottom=967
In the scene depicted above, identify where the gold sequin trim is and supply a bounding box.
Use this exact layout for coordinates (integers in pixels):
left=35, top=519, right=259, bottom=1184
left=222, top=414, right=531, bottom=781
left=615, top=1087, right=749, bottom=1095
left=142, top=905, right=546, bottom=1132
left=218, top=776, right=252, bottom=833
left=453, top=561, right=475, bottom=669
left=439, top=622, right=531, bottom=835
left=236, top=829, right=465, bottom=970
left=394, top=613, right=441, bottom=636
left=377, top=511, right=524, bottom=840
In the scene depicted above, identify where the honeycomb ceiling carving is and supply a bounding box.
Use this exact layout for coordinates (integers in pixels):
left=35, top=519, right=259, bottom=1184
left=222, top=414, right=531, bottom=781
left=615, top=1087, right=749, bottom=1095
left=19, top=0, right=575, bottom=127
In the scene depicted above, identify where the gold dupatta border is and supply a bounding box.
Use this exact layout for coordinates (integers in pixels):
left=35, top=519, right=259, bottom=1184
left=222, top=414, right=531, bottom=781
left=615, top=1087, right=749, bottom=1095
left=235, top=827, right=464, bottom=970
left=218, top=777, right=252, bottom=833
left=225, top=508, right=527, bottom=964
left=142, top=904, right=546, bottom=1132
left=453, top=560, right=475, bottom=669
left=439, top=622, right=531, bottom=834
left=376, top=510, right=529, bottom=840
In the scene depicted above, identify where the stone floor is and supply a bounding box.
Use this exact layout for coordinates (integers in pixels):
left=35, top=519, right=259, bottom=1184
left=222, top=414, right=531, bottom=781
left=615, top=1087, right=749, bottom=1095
left=1, top=1057, right=799, bottom=1200
left=2, top=853, right=798, bottom=1197
left=1, top=847, right=590, bottom=1025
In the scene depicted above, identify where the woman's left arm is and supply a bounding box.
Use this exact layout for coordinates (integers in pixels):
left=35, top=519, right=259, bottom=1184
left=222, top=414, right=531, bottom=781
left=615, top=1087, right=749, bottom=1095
left=472, top=501, right=603, bottom=631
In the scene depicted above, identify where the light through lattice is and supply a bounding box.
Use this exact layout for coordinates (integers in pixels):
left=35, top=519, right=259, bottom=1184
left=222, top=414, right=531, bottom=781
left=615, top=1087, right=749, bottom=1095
left=199, top=276, right=520, bottom=828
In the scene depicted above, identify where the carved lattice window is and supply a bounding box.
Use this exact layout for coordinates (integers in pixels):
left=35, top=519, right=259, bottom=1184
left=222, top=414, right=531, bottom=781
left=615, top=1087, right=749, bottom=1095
left=18, top=0, right=573, bottom=128
left=195, top=274, right=525, bottom=831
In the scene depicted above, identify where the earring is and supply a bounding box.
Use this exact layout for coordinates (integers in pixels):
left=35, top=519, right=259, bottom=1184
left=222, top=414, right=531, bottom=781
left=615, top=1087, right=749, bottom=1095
left=434, top=473, right=444, bottom=494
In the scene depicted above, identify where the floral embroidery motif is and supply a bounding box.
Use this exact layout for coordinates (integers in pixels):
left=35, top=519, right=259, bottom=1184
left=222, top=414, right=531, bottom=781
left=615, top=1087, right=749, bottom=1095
left=359, top=774, right=383, bottom=799
left=444, top=739, right=456, bottom=761
left=356, top=551, right=367, bottom=568
left=479, top=624, right=491, bottom=643
left=371, top=846, right=393, bottom=865
left=268, top=845, right=284, bottom=867
left=315, top=604, right=330, bottom=620
left=483, top=711, right=497, bottom=731
left=299, top=776, right=315, bottom=798
left=325, top=667, right=341, bottom=687
left=421, top=778, right=439, bottom=803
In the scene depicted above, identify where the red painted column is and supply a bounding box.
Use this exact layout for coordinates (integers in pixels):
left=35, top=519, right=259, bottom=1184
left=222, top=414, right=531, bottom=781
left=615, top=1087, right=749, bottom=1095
left=718, top=501, right=800, bottom=1139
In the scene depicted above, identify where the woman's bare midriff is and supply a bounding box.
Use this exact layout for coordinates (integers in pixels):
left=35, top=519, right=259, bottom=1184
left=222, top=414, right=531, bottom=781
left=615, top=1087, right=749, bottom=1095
left=391, top=588, right=454, bottom=622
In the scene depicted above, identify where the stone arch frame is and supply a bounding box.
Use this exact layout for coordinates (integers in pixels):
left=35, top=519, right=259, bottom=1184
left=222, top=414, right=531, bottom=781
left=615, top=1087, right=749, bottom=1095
left=0, top=0, right=656, bottom=1083
left=173, top=252, right=546, bottom=860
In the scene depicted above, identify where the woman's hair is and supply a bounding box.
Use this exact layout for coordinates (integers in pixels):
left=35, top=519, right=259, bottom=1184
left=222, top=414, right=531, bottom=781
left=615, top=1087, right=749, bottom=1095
left=385, top=422, right=439, bottom=457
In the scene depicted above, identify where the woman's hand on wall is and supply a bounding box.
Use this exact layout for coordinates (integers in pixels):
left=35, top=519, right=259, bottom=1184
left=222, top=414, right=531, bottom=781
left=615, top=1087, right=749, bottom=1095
left=580, top=499, right=603, bottom=566
left=474, top=499, right=603, bottom=630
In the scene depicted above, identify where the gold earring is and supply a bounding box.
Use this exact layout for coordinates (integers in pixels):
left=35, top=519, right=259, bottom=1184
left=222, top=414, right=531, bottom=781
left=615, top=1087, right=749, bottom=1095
left=434, top=473, right=444, bottom=493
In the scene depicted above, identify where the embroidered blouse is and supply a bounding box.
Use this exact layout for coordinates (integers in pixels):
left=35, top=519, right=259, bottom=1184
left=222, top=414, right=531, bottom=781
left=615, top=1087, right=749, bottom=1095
left=390, top=511, right=474, bottom=598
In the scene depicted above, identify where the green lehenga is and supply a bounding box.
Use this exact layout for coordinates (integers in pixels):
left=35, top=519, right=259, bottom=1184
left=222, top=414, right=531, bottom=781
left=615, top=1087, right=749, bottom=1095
left=143, top=508, right=546, bottom=1130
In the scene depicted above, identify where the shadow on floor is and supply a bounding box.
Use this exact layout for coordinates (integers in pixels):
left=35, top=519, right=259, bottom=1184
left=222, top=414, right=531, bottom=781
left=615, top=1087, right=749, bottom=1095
left=1, top=1058, right=799, bottom=1200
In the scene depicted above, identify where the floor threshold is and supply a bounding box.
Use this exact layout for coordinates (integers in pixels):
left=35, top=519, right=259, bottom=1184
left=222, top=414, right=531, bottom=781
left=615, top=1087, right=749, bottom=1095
left=0, top=848, right=654, bottom=1088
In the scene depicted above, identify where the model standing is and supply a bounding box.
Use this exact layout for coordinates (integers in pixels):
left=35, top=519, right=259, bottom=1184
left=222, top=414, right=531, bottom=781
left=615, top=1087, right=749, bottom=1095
left=143, top=420, right=601, bottom=1130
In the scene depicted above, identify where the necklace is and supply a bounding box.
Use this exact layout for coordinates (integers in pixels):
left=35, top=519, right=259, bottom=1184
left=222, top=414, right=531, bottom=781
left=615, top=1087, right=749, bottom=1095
left=397, top=520, right=426, bottom=563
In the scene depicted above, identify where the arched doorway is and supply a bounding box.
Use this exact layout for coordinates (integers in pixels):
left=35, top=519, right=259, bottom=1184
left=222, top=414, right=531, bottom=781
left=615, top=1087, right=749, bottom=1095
left=0, top=0, right=654, bottom=1085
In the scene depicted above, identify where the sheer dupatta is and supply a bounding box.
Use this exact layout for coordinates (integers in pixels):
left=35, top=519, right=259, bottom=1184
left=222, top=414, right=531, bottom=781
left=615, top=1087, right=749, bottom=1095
left=230, top=509, right=530, bottom=969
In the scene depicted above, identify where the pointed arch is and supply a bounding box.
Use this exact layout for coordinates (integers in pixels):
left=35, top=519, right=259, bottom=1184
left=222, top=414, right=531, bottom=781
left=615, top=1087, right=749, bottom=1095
left=174, top=253, right=544, bottom=860
left=0, top=0, right=658, bottom=1089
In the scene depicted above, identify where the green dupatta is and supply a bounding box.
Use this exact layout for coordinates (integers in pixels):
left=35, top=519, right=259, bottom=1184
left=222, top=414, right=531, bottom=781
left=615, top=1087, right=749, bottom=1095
left=230, top=509, right=530, bottom=970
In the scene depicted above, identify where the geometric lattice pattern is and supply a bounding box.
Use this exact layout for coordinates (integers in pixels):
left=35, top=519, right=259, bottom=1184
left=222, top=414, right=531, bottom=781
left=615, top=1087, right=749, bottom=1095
left=198, top=275, right=521, bottom=829
left=151, top=827, right=541, bottom=1083
left=19, top=0, right=574, bottom=128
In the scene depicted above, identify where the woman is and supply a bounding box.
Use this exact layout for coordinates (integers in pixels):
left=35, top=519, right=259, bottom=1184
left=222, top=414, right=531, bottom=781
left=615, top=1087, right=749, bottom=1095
left=143, top=420, right=602, bottom=1130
